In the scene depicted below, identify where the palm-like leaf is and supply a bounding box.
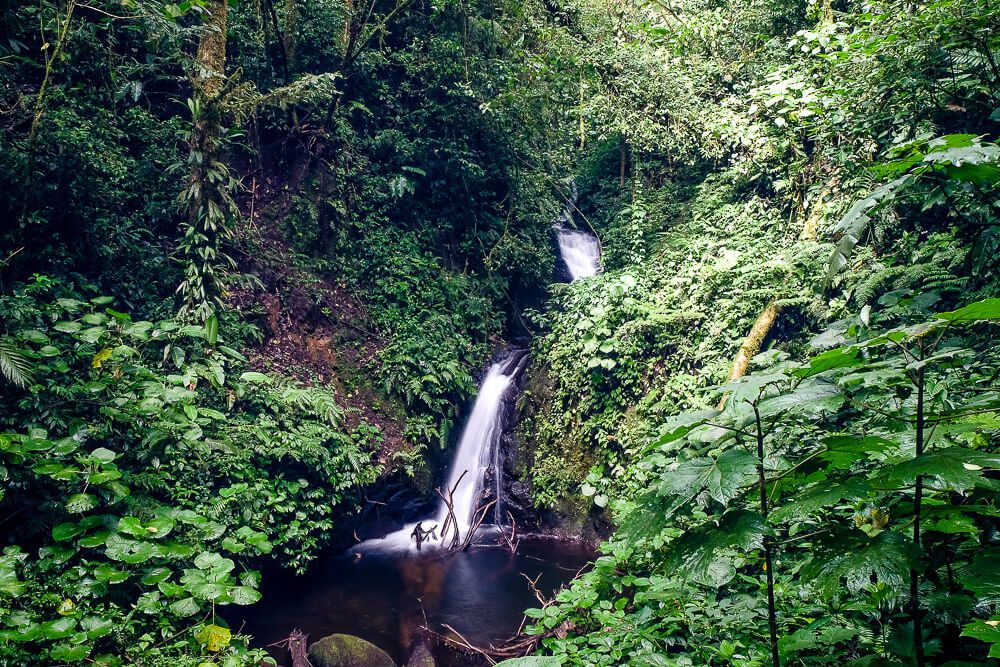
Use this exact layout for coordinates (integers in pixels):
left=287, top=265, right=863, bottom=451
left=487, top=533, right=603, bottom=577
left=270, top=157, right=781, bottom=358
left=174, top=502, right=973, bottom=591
left=0, top=336, right=33, bottom=388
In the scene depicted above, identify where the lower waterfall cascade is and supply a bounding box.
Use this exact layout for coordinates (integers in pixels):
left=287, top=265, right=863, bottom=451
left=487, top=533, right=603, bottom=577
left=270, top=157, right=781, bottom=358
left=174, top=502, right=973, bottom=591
left=354, top=350, right=529, bottom=554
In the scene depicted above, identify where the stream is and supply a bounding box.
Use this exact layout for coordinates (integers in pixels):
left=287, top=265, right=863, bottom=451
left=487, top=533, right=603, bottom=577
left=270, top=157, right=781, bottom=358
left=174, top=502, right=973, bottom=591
left=238, top=217, right=602, bottom=665
left=239, top=537, right=594, bottom=665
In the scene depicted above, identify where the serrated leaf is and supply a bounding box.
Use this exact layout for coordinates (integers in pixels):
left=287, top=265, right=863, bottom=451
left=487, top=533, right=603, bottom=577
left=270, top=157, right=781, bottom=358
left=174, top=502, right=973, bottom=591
left=659, top=449, right=756, bottom=509
left=667, top=510, right=768, bottom=587
left=803, top=531, right=916, bottom=597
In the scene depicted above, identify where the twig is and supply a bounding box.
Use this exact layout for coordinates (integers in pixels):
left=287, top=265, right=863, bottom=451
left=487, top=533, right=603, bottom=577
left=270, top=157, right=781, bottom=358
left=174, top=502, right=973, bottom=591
left=435, top=624, right=498, bottom=665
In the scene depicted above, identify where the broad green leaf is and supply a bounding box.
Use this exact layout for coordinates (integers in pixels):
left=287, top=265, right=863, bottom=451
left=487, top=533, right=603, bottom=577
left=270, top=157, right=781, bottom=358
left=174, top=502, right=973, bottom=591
left=93, top=566, right=128, bottom=584
left=49, top=642, right=91, bottom=662
left=960, top=553, right=1000, bottom=605
left=659, top=449, right=756, bottom=508
left=42, top=617, right=77, bottom=639
left=795, top=346, right=861, bottom=378
left=52, top=523, right=83, bottom=542
left=756, top=380, right=843, bottom=418
left=204, top=315, right=219, bottom=346
left=803, top=531, right=916, bottom=597
left=668, top=510, right=768, bottom=587
left=961, top=617, right=1000, bottom=658
left=936, top=298, right=1000, bottom=322
left=229, top=585, right=261, bottom=605
left=80, top=616, right=114, bottom=639
left=819, top=435, right=896, bottom=469
left=53, top=321, right=82, bottom=333
left=169, top=596, right=201, bottom=617
left=770, top=479, right=871, bottom=523
left=880, top=448, right=1000, bottom=493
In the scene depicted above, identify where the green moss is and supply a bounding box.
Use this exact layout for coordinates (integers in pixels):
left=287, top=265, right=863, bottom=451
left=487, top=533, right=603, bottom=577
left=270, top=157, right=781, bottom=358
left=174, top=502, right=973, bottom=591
left=308, top=634, right=396, bottom=667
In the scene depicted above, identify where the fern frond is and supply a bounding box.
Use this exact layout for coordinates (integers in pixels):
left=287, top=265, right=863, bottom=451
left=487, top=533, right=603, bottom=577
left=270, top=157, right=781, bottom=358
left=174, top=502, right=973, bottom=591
left=0, top=336, right=33, bottom=388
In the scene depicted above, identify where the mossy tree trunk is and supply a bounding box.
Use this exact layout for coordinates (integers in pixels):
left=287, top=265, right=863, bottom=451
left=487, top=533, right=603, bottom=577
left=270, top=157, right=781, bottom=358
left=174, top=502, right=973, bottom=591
left=177, top=0, right=237, bottom=321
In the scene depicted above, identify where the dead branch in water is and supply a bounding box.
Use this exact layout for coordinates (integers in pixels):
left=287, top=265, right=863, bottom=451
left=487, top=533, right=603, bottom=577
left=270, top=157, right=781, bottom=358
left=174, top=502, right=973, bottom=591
left=434, top=469, right=468, bottom=548
left=433, top=470, right=498, bottom=551
left=267, top=629, right=311, bottom=667
left=498, top=510, right=519, bottom=553
left=457, top=499, right=497, bottom=551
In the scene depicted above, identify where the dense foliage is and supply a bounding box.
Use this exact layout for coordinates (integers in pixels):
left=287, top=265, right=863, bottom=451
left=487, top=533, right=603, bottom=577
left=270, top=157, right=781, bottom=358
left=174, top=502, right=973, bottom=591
left=1, top=0, right=998, bottom=664
left=1, top=0, right=569, bottom=663
left=517, top=0, right=1000, bottom=665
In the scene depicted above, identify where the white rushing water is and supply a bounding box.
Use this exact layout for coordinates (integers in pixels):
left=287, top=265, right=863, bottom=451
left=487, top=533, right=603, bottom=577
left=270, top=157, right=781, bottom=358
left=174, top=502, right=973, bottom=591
left=556, top=227, right=601, bottom=280
left=554, top=182, right=601, bottom=280
left=355, top=351, right=528, bottom=554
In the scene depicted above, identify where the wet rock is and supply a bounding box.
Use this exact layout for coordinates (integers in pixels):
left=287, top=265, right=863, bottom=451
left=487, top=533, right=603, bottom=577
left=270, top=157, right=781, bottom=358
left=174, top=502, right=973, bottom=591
left=404, top=641, right=436, bottom=667
left=308, top=634, right=396, bottom=667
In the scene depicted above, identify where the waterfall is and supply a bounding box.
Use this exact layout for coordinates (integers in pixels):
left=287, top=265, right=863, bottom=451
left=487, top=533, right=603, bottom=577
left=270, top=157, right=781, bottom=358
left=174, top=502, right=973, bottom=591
left=432, top=350, right=527, bottom=531
left=556, top=228, right=601, bottom=280
left=554, top=182, right=601, bottom=280
left=355, top=350, right=527, bottom=554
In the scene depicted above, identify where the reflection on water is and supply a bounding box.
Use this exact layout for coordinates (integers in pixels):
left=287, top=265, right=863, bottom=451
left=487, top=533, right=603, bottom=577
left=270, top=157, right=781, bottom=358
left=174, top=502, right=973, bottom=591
left=235, top=536, right=593, bottom=664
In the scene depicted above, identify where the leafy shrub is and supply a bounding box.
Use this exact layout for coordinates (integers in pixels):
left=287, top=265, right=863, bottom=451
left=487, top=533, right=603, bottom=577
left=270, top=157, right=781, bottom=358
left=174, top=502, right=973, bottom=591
left=0, top=278, right=380, bottom=663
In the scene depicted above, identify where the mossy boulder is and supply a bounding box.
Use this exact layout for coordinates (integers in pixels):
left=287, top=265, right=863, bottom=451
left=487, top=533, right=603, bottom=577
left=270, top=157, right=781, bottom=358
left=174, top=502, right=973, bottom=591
left=404, top=641, right=436, bottom=667
left=308, top=634, right=396, bottom=667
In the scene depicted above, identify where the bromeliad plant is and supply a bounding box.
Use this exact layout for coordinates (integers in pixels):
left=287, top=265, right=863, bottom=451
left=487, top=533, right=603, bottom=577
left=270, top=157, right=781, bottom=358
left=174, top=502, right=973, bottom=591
left=530, top=295, right=1000, bottom=666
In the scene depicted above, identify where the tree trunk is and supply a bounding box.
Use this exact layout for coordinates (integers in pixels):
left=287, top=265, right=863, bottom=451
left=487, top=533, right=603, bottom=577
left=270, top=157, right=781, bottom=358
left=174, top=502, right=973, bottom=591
left=178, top=0, right=232, bottom=321
left=911, top=363, right=926, bottom=667
left=753, top=404, right=781, bottom=667
left=717, top=302, right=780, bottom=409
left=188, top=0, right=228, bottom=228
left=195, top=0, right=228, bottom=99
left=284, top=0, right=298, bottom=72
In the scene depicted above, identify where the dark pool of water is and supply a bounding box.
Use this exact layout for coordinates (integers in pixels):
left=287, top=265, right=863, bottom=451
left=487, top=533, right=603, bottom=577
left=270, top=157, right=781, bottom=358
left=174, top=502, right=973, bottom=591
left=233, top=533, right=593, bottom=665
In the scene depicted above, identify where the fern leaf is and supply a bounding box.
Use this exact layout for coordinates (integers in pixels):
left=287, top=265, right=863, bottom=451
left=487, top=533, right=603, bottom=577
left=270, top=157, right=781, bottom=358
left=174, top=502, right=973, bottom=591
left=0, top=337, right=33, bottom=388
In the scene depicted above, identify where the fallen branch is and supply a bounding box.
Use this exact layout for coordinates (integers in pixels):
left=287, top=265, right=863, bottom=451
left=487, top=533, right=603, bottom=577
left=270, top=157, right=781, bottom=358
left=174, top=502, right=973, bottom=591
left=498, top=510, right=519, bottom=553
left=455, top=499, right=496, bottom=551
left=434, top=470, right=468, bottom=548
left=267, top=629, right=311, bottom=667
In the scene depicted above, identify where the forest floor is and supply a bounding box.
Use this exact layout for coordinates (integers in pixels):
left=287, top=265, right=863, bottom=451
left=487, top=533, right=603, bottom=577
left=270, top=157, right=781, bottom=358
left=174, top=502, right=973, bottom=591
left=228, top=163, right=410, bottom=465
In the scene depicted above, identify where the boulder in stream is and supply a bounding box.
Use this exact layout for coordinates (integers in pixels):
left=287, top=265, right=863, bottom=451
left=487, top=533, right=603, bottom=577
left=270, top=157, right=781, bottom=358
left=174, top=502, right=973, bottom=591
left=308, top=634, right=396, bottom=667
left=404, top=640, right=436, bottom=667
